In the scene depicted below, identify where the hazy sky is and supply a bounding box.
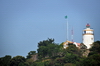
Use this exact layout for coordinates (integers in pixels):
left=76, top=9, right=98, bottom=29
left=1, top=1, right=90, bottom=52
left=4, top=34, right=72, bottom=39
left=0, top=0, right=100, bottom=57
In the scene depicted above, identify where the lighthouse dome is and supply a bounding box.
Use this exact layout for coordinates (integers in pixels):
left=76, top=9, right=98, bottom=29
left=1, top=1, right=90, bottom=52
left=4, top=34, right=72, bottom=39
left=86, top=23, right=90, bottom=28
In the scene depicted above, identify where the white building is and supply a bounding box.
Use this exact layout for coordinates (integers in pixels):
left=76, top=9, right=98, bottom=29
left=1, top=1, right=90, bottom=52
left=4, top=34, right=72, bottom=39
left=82, top=23, right=94, bottom=49
left=63, top=41, right=80, bottom=49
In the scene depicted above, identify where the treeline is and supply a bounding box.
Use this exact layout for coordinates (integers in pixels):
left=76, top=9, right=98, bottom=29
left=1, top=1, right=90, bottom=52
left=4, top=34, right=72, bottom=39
left=0, top=38, right=100, bottom=66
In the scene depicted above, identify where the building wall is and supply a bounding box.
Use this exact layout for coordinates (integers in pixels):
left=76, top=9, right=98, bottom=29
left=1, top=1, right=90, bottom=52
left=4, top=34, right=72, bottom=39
left=83, top=34, right=94, bottom=49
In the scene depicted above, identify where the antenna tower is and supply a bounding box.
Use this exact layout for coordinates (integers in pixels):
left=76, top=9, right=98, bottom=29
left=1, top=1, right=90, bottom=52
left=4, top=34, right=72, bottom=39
left=71, top=27, right=74, bottom=42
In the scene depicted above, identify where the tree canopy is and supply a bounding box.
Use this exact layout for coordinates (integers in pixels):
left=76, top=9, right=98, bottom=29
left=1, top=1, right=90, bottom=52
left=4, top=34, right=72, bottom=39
left=37, top=38, right=60, bottom=59
left=0, top=39, right=100, bottom=66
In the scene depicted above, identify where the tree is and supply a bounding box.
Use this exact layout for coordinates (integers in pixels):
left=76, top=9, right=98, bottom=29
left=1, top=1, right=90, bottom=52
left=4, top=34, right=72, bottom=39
left=64, top=53, right=79, bottom=63
left=81, top=54, right=100, bottom=66
left=38, top=38, right=54, bottom=47
left=26, top=51, right=36, bottom=59
left=18, top=62, right=25, bottom=66
left=9, top=56, right=26, bottom=66
left=80, top=43, right=87, bottom=49
left=38, top=46, right=48, bottom=58
left=66, top=43, right=81, bottom=56
left=54, top=58, right=64, bottom=66
left=89, top=41, right=100, bottom=53
left=0, top=55, right=11, bottom=66
left=47, top=44, right=60, bottom=57
left=37, top=38, right=59, bottom=59
left=26, top=58, right=34, bottom=65
left=88, top=41, right=100, bottom=56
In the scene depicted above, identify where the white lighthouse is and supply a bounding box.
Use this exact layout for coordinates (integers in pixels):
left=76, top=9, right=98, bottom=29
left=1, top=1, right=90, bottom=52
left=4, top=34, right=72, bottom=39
left=82, top=23, right=94, bottom=49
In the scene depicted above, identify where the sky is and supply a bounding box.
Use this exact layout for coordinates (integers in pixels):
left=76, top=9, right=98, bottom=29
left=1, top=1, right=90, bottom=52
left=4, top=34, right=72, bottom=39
left=0, top=0, right=100, bottom=57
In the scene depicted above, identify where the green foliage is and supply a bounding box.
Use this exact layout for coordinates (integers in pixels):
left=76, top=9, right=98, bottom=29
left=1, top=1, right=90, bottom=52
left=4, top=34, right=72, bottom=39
left=80, top=43, right=87, bottom=49
left=9, top=55, right=26, bottom=66
left=37, top=38, right=60, bottom=59
left=67, top=43, right=81, bottom=56
left=81, top=54, right=100, bottom=66
left=26, top=51, right=36, bottom=59
left=44, top=61, right=51, bottom=66
left=89, top=41, right=100, bottom=53
left=18, top=62, right=25, bottom=66
left=88, top=41, right=100, bottom=56
left=26, top=59, right=34, bottom=65
left=54, top=58, right=64, bottom=66
left=38, top=38, right=54, bottom=47
left=79, top=43, right=87, bottom=57
left=33, top=62, right=44, bottom=66
left=0, top=55, right=11, bottom=66
left=1, top=39, right=100, bottom=66
left=30, top=62, right=37, bottom=66
left=80, top=41, right=100, bottom=66
left=24, top=62, right=30, bottom=66
left=64, top=53, right=79, bottom=63
left=64, top=63, right=75, bottom=66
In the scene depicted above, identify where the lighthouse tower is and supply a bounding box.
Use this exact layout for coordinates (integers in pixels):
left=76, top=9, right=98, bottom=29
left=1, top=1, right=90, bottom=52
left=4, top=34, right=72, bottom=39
left=83, top=23, right=94, bottom=49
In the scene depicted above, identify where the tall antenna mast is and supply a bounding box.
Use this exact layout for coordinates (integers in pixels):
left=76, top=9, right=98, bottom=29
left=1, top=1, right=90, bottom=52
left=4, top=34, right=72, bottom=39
left=65, top=15, right=68, bottom=40
left=71, top=27, right=74, bottom=42
left=67, top=19, right=68, bottom=40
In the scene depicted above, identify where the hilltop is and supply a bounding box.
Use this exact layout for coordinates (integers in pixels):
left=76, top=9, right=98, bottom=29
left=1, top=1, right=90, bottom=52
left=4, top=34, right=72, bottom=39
left=0, top=38, right=100, bottom=66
